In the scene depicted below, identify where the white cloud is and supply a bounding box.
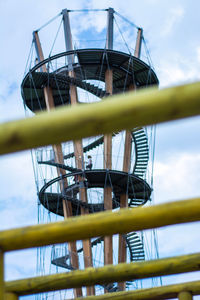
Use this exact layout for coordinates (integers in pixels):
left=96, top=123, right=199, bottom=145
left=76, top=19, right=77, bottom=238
left=161, top=6, right=185, bottom=37
left=0, top=151, right=37, bottom=231
left=5, top=249, right=37, bottom=280
left=154, top=152, right=200, bottom=203
left=153, top=152, right=200, bottom=295
left=157, top=55, right=200, bottom=88
left=152, top=151, right=200, bottom=257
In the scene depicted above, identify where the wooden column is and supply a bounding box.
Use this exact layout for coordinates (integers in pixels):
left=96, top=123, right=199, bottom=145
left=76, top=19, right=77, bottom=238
left=178, top=291, right=193, bottom=300
left=33, top=31, right=82, bottom=298
left=134, top=28, right=143, bottom=59
left=118, top=86, right=134, bottom=291
left=63, top=8, right=95, bottom=294
left=69, top=76, right=94, bottom=296
left=118, top=27, right=143, bottom=291
left=104, top=69, right=113, bottom=269
left=103, top=8, right=114, bottom=279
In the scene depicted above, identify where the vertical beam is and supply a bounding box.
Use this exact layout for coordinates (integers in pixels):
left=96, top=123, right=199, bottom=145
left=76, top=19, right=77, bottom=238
left=62, top=10, right=94, bottom=296
left=106, top=7, right=114, bottom=49
left=43, top=86, right=56, bottom=112
left=62, top=9, right=73, bottom=51
left=118, top=89, right=134, bottom=291
left=33, top=31, right=82, bottom=298
left=70, top=77, right=95, bottom=298
left=72, top=132, right=94, bottom=296
left=118, top=28, right=143, bottom=291
left=104, top=69, right=113, bottom=172
left=104, top=71, right=113, bottom=269
left=0, top=249, right=4, bottom=300
left=134, top=28, right=143, bottom=58
left=119, top=29, right=142, bottom=290
left=178, top=291, right=193, bottom=300
left=62, top=9, right=74, bottom=68
left=104, top=6, right=114, bottom=169
left=104, top=8, right=114, bottom=278
left=33, top=31, right=47, bottom=73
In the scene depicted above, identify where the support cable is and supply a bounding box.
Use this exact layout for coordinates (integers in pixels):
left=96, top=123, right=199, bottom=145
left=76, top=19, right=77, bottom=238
left=24, top=39, right=34, bottom=75
left=114, top=16, right=132, bottom=55
left=35, top=12, right=62, bottom=32
left=114, top=10, right=139, bottom=29
left=142, top=36, right=154, bottom=69
left=49, top=18, right=63, bottom=57
left=68, top=9, right=106, bottom=12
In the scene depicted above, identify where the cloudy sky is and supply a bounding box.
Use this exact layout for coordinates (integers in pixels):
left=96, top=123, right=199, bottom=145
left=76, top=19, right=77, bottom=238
left=0, top=0, right=200, bottom=299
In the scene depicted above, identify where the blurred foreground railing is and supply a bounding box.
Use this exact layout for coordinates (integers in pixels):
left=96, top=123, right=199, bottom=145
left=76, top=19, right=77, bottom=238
left=1, top=82, right=200, bottom=155
left=1, top=82, right=200, bottom=299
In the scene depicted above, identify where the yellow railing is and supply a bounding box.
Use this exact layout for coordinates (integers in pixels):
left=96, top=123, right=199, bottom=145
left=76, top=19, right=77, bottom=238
left=1, top=82, right=200, bottom=300
left=1, top=82, right=200, bottom=156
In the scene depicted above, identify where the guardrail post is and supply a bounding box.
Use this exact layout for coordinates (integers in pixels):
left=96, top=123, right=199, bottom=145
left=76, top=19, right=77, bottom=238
left=178, top=291, right=193, bottom=300
left=5, top=293, right=18, bottom=300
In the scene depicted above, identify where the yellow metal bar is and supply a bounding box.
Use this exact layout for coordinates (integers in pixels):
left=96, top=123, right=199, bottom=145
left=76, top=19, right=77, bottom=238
left=5, top=253, right=200, bottom=295
left=0, top=198, right=199, bottom=252
left=0, top=249, right=4, bottom=300
left=73, top=280, right=200, bottom=299
left=0, top=82, right=200, bottom=155
left=178, top=291, right=193, bottom=300
left=5, top=293, right=18, bottom=300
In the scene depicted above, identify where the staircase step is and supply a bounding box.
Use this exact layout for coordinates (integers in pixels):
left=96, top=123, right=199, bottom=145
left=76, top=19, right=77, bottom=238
left=127, top=236, right=141, bottom=241
left=130, top=245, right=144, bottom=250
left=136, top=140, right=148, bottom=145
left=126, top=232, right=137, bottom=238
left=135, top=136, right=148, bottom=141
left=136, top=145, right=148, bottom=149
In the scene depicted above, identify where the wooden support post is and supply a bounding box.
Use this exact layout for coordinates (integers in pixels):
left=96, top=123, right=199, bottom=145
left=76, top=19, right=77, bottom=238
left=33, top=31, right=46, bottom=72
left=118, top=131, right=132, bottom=291
left=72, top=134, right=94, bottom=296
left=64, top=7, right=95, bottom=289
left=104, top=71, right=113, bottom=167
left=104, top=68, right=113, bottom=272
left=33, top=31, right=82, bottom=298
left=0, top=249, right=4, bottom=300
left=104, top=8, right=114, bottom=276
left=106, top=8, right=114, bottom=49
left=178, top=291, right=193, bottom=300
left=118, top=28, right=143, bottom=290
left=52, top=143, right=80, bottom=279
left=5, top=293, right=18, bottom=300
left=118, top=85, right=135, bottom=291
left=69, top=79, right=94, bottom=296
left=62, top=8, right=95, bottom=295
left=134, top=28, right=143, bottom=58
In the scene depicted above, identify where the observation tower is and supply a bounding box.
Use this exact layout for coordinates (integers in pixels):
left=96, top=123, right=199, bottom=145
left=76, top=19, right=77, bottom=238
left=21, top=8, right=159, bottom=298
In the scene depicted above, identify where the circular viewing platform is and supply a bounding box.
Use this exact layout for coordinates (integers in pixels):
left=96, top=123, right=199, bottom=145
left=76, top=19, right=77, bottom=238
left=39, top=169, right=152, bottom=216
left=21, top=48, right=159, bottom=112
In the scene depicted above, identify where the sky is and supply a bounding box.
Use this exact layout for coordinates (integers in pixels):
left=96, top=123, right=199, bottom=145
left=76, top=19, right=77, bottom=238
left=0, top=0, right=200, bottom=299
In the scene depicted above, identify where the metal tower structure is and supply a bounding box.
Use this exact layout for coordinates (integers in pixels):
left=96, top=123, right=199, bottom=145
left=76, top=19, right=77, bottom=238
left=21, top=8, right=159, bottom=298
